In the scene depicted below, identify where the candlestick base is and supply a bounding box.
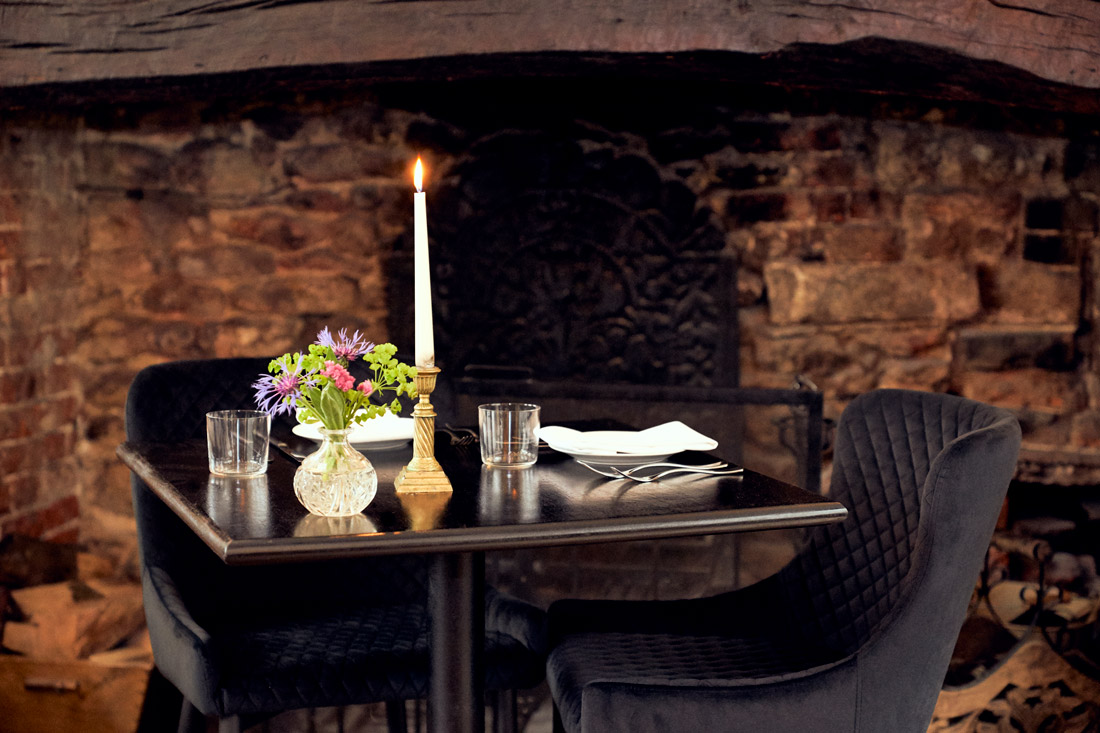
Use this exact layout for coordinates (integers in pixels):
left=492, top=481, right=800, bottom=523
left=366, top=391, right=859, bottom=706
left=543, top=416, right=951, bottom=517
left=394, top=464, right=453, bottom=494
left=394, top=365, right=453, bottom=495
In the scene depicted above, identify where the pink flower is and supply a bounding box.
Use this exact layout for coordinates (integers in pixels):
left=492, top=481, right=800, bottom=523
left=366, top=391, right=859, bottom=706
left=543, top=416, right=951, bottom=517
left=357, top=381, right=374, bottom=397
left=321, top=360, right=355, bottom=391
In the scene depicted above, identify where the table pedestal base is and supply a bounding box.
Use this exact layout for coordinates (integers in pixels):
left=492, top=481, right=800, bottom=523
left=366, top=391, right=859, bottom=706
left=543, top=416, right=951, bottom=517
left=430, top=551, right=485, bottom=733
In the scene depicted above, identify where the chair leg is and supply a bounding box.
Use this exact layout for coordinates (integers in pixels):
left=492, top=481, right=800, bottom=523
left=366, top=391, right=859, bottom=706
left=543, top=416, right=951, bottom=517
left=502, top=689, right=519, bottom=733
left=218, top=716, right=242, bottom=733
left=176, top=700, right=241, bottom=733
left=486, top=690, right=498, bottom=733
left=385, top=699, right=408, bottom=733
left=137, top=668, right=184, bottom=733
left=177, top=699, right=204, bottom=733
left=552, top=702, right=566, bottom=733
left=488, top=689, right=518, bottom=733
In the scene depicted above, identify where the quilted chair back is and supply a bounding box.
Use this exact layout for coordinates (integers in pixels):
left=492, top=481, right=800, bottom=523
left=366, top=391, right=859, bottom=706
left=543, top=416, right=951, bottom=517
left=778, top=389, right=1020, bottom=730
left=126, top=358, right=428, bottom=620
left=126, top=357, right=270, bottom=443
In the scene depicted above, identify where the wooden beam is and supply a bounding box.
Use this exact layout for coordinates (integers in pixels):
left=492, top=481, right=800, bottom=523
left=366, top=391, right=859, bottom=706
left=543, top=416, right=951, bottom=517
left=1, top=0, right=1098, bottom=96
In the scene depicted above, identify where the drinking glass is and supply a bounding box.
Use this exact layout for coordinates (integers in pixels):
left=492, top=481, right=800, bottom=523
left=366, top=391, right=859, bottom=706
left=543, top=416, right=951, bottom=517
left=478, top=403, right=540, bottom=468
left=206, top=409, right=270, bottom=476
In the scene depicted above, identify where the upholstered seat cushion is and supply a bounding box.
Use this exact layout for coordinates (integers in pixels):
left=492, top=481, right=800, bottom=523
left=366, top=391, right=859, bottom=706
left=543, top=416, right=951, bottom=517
left=549, top=631, right=843, bottom=732
left=214, top=603, right=543, bottom=716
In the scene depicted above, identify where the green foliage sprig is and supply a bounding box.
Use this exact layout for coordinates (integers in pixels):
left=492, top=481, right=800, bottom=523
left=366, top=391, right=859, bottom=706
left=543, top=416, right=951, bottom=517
left=253, top=328, right=417, bottom=431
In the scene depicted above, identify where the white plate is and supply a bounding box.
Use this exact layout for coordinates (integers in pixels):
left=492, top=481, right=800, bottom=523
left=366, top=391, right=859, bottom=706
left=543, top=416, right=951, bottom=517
left=540, top=423, right=718, bottom=467
left=549, top=443, right=677, bottom=467
left=292, top=413, right=414, bottom=452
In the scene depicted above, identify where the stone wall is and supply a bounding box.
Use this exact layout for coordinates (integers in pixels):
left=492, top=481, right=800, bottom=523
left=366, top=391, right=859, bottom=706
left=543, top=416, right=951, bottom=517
left=735, top=115, right=1091, bottom=404
left=0, top=81, right=1097, bottom=556
left=726, top=109, right=1097, bottom=485
left=0, top=123, right=83, bottom=542
left=1, top=96, right=423, bottom=555
left=75, top=102, right=412, bottom=542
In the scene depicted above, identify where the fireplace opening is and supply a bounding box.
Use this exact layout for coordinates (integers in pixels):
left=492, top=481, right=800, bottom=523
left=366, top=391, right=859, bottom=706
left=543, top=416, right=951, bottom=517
left=3, top=31, right=1100, bottom=727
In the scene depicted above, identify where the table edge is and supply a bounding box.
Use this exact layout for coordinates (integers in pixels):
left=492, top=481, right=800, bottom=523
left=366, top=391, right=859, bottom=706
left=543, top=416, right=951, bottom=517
left=118, top=442, right=234, bottom=560
left=217, top=502, right=848, bottom=565
left=118, top=440, right=847, bottom=566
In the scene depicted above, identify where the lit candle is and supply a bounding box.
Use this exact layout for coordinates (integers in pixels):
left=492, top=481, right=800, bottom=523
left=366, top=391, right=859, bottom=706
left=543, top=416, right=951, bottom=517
left=413, top=157, right=435, bottom=367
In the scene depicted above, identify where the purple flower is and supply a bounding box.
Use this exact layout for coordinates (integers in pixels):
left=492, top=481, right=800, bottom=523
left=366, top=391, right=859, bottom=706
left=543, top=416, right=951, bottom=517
left=253, top=355, right=312, bottom=416
left=316, top=327, right=374, bottom=361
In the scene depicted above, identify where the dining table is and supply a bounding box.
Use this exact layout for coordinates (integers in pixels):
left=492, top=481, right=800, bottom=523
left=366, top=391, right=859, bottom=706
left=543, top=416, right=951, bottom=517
left=117, top=423, right=848, bottom=733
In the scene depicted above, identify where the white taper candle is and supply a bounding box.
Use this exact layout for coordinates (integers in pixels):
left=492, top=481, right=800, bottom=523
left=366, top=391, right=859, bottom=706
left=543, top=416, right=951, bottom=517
left=413, top=158, right=435, bottom=367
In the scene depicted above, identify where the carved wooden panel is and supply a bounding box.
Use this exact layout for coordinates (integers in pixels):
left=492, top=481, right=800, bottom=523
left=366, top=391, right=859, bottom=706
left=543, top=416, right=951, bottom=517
left=420, top=129, right=734, bottom=387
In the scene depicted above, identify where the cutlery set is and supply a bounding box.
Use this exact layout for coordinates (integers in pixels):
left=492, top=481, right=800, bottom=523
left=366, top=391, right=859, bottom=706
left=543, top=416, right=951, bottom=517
left=578, top=460, right=743, bottom=482
left=440, top=425, right=478, bottom=446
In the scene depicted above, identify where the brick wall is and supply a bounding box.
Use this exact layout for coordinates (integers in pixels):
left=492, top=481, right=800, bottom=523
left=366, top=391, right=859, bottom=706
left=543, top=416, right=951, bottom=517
left=731, top=116, right=1092, bottom=403
left=0, top=84, right=1097, bottom=560
left=724, top=112, right=1098, bottom=475
left=0, top=99, right=421, bottom=554
left=0, top=123, right=83, bottom=543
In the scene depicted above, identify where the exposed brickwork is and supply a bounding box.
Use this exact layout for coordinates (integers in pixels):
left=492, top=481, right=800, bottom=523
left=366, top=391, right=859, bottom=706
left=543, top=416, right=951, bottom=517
left=72, top=110, right=410, bottom=544
left=1, top=494, right=80, bottom=540
left=763, top=261, right=981, bottom=325
left=0, top=85, right=1097, bottom=545
left=978, top=261, right=1081, bottom=324
left=0, top=124, right=84, bottom=543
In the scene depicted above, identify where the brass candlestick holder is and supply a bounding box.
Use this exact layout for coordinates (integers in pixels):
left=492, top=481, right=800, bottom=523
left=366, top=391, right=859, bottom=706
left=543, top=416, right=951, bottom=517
left=394, top=365, right=453, bottom=493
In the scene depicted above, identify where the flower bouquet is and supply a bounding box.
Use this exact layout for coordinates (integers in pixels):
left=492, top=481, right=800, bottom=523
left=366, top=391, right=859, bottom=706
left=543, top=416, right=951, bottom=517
left=254, top=327, right=417, bottom=516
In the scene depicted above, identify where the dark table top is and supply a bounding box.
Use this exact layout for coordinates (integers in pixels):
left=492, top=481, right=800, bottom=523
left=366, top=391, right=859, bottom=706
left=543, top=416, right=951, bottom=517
left=118, top=434, right=847, bottom=566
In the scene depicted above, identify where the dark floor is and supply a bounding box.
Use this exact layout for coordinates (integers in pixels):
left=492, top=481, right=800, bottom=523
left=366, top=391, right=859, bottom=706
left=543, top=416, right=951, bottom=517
left=248, top=695, right=554, bottom=733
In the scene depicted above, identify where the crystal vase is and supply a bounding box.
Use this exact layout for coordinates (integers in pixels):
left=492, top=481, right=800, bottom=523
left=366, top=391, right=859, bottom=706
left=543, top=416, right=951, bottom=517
left=293, top=427, right=378, bottom=517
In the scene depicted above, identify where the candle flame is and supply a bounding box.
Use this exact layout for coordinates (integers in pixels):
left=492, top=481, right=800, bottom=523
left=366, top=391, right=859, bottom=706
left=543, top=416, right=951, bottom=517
left=413, top=157, right=423, bottom=192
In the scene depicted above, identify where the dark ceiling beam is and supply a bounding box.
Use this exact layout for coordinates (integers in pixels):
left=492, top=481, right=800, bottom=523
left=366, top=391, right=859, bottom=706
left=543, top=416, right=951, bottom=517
left=1, top=0, right=1099, bottom=114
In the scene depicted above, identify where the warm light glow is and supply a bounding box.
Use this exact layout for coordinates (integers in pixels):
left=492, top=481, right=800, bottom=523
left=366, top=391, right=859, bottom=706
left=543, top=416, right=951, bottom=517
left=413, top=157, right=423, bottom=192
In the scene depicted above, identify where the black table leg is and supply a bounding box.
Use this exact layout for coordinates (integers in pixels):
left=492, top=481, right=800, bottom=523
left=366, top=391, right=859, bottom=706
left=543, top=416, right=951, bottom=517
left=430, top=551, right=485, bottom=733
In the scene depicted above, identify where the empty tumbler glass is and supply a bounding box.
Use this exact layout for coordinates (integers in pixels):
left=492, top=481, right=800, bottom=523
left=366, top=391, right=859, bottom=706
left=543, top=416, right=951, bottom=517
left=478, top=403, right=540, bottom=468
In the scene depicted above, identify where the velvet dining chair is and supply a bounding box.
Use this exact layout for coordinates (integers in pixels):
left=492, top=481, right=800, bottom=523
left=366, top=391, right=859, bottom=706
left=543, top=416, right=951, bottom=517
left=545, top=388, right=1022, bottom=733
left=125, top=357, right=546, bottom=733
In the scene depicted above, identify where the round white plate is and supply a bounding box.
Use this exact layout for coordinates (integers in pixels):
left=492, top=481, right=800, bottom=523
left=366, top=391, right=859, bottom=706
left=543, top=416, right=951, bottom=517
left=557, top=448, right=677, bottom=467
left=540, top=424, right=718, bottom=467
left=292, top=413, right=414, bottom=452
left=541, top=430, right=676, bottom=467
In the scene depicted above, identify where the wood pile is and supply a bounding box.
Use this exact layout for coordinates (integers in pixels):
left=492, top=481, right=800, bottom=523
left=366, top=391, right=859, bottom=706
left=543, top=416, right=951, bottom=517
left=929, top=530, right=1100, bottom=731
left=0, top=534, right=152, bottom=733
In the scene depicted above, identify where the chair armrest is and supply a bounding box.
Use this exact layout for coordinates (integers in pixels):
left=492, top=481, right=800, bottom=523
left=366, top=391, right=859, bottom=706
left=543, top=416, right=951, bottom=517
left=146, top=567, right=211, bottom=646
left=485, top=586, right=548, bottom=654
left=143, top=565, right=223, bottom=715
left=573, top=655, right=857, bottom=733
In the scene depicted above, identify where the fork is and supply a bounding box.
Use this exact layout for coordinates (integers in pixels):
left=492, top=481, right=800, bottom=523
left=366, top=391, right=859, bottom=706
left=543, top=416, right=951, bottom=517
left=440, top=425, right=478, bottom=446
left=610, top=465, right=744, bottom=483
left=577, top=460, right=728, bottom=478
